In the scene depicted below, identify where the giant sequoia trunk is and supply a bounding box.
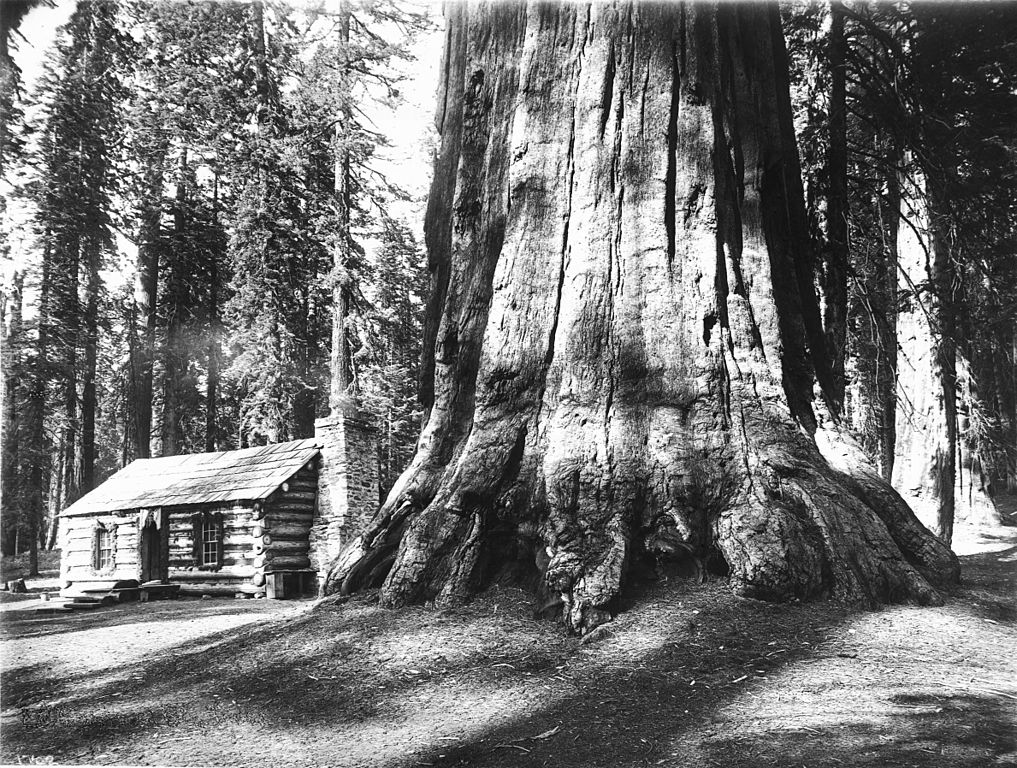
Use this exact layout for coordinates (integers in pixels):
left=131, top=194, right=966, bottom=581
left=324, top=2, right=957, bottom=633
left=890, top=162, right=994, bottom=541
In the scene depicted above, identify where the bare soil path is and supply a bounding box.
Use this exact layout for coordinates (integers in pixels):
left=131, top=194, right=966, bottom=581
left=2, top=524, right=1014, bottom=768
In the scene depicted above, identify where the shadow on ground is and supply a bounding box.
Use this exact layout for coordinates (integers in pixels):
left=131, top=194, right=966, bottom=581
left=2, top=535, right=1015, bottom=768
left=0, top=597, right=304, bottom=640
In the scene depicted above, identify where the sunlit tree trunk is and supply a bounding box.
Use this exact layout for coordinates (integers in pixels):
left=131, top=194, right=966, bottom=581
left=324, top=1, right=957, bottom=633
left=892, top=160, right=958, bottom=543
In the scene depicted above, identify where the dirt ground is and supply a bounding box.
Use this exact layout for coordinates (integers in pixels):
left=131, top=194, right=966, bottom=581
left=1, top=524, right=1015, bottom=768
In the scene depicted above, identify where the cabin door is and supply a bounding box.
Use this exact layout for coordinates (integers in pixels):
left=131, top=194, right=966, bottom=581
left=140, top=518, right=162, bottom=583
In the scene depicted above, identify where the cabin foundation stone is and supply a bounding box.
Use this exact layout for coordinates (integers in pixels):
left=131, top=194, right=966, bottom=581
left=312, top=405, right=380, bottom=583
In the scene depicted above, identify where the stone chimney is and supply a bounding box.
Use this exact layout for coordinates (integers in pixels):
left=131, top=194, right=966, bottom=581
left=310, top=400, right=380, bottom=581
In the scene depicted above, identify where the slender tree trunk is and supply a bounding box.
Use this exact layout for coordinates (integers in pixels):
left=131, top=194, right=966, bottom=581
left=324, top=2, right=957, bottom=633
left=846, top=134, right=898, bottom=483
left=24, top=246, right=51, bottom=565
left=2, top=273, right=23, bottom=522
left=329, top=1, right=357, bottom=411
left=132, top=146, right=165, bottom=460
left=161, top=148, right=189, bottom=457
left=292, top=288, right=315, bottom=437
left=79, top=237, right=100, bottom=492
left=57, top=232, right=79, bottom=550
left=824, top=0, right=849, bottom=406
left=205, top=173, right=220, bottom=452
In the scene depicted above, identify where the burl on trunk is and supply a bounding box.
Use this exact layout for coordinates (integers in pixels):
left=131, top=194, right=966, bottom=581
left=324, top=1, right=958, bottom=633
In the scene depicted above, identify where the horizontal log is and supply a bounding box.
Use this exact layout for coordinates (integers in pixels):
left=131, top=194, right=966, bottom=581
left=262, top=508, right=313, bottom=518
left=168, top=568, right=255, bottom=581
left=178, top=583, right=254, bottom=597
left=280, top=481, right=317, bottom=493
left=169, top=553, right=254, bottom=567
left=273, top=490, right=316, bottom=503
left=267, top=540, right=308, bottom=555
left=262, top=555, right=310, bottom=569
left=170, top=535, right=257, bottom=548
left=63, top=552, right=138, bottom=568
left=262, top=522, right=312, bottom=538
left=168, top=519, right=250, bottom=534
left=65, top=529, right=137, bottom=544
left=61, top=543, right=98, bottom=557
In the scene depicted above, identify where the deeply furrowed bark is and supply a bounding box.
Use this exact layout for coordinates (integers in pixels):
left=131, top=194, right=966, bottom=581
left=324, top=1, right=958, bottom=633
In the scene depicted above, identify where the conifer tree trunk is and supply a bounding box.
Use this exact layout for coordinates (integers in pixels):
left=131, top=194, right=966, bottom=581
left=79, top=238, right=100, bottom=492
left=57, top=233, right=79, bottom=529
left=160, top=148, right=189, bottom=457
left=132, top=146, right=165, bottom=459
left=325, top=2, right=958, bottom=633
left=824, top=0, right=849, bottom=405
left=24, top=247, right=51, bottom=569
left=892, top=162, right=959, bottom=543
left=1, top=273, right=24, bottom=552
left=205, top=172, right=221, bottom=452
left=329, top=0, right=357, bottom=411
left=845, top=134, right=898, bottom=484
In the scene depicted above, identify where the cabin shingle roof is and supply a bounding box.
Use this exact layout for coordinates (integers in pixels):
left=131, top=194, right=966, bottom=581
left=60, top=438, right=321, bottom=517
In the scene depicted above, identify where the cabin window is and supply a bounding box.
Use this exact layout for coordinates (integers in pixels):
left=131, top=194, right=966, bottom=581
left=192, top=512, right=224, bottom=569
left=201, top=518, right=220, bottom=566
left=93, top=525, right=113, bottom=571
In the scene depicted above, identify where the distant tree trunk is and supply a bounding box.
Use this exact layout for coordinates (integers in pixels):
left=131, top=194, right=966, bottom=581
left=824, top=0, right=849, bottom=406
left=292, top=290, right=316, bottom=437
left=329, top=1, right=356, bottom=411
left=324, top=2, right=957, bottom=633
left=132, top=146, right=165, bottom=460
left=56, top=230, right=79, bottom=558
left=1, top=273, right=24, bottom=553
left=161, top=148, right=189, bottom=457
left=845, top=136, right=898, bottom=483
left=24, top=245, right=51, bottom=564
left=205, top=172, right=221, bottom=452
left=79, top=237, right=100, bottom=492
left=892, top=160, right=956, bottom=543
left=955, top=352, right=1000, bottom=525
left=995, top=324, right=1017, bottom=491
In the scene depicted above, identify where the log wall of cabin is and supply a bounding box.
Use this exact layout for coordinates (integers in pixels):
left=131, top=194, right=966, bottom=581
left=260, top=465, right=316, bottom=573
left=167, top=502, right=265, bottom=596
left=60, top=510, right=141, bottom=585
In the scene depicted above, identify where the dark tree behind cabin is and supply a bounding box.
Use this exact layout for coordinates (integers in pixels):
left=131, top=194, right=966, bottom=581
left=324, top=2, right=958, bottom=634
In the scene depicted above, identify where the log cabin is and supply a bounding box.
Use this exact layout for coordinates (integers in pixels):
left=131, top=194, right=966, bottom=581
left=58, top=411, right=378, bottom=599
